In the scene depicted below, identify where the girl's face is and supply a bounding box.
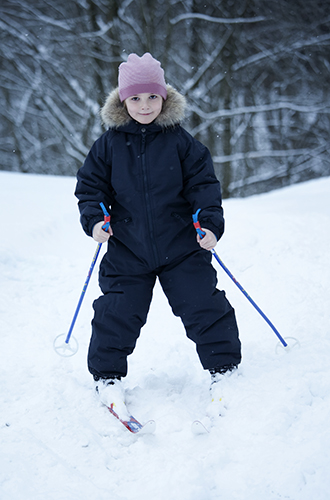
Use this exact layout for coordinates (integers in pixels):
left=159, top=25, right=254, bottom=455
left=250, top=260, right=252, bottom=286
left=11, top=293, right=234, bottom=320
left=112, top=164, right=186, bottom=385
left=125, top=92, right=163, bottom=124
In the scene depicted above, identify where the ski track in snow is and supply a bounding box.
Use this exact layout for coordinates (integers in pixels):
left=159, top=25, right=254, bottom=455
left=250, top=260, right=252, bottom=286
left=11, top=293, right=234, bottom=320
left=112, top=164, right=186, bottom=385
left=0, top=171, right=329, bottom=500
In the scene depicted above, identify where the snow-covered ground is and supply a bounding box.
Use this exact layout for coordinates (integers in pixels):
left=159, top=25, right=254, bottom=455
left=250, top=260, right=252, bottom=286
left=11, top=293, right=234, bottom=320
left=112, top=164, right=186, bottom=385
left=1, top=170, right=329, bottom=500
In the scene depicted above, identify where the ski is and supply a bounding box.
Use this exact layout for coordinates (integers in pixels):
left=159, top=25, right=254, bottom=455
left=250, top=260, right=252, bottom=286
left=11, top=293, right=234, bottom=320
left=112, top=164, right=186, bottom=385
left=107, top=404, right=156, bottom=434
left=192, top=420, right=209, bottom=434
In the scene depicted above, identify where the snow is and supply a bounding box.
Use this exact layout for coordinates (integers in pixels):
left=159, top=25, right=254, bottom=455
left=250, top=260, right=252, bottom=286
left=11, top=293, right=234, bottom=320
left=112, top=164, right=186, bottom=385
left=1, top=170, right=330, bottom=500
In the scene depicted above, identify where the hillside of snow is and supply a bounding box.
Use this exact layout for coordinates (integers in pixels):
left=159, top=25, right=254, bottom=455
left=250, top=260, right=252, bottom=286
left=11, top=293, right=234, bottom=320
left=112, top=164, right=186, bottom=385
left=1, top=171, right=329, bottom=500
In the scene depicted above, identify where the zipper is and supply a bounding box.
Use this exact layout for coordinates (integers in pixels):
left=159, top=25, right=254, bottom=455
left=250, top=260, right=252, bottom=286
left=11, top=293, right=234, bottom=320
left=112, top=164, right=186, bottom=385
left=140, top=127, right=159, bottom=268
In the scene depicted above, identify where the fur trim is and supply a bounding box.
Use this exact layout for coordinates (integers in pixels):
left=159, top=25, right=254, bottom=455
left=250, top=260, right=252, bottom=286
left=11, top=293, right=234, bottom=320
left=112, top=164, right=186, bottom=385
left=100, top=85, right=186, bottom=129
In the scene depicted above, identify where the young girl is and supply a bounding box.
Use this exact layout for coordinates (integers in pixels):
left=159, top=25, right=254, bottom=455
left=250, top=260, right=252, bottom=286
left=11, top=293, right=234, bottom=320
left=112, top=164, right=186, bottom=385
left=75, top=53, right=241, bottom=411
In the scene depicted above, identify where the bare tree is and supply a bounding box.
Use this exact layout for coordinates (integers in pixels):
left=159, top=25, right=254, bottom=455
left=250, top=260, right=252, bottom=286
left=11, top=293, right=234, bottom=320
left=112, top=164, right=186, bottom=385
left=170, top=0, right=330, bottom=196
left=1, top=0, right=329, bottom=197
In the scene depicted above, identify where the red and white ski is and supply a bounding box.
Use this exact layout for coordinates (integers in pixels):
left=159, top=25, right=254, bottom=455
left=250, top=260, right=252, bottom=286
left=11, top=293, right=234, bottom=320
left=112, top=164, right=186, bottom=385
left=107, top=404, right=156, bottom=434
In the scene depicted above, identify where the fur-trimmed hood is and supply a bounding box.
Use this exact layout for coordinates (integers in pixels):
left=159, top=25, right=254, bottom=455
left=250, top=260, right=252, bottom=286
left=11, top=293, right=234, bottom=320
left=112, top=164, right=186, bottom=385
left=100, top=85, right=186, bottom=129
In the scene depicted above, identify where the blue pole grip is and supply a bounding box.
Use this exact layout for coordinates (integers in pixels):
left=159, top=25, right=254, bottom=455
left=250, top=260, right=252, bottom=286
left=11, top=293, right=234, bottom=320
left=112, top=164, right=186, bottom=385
left=192, top=209, right=206, bottom=238
left=100, top=202, right=110, bottom=231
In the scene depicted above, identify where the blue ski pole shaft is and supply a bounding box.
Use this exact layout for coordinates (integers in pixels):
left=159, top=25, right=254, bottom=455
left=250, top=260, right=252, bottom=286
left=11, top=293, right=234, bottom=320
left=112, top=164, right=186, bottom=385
left=211, top=249, right=287, bottom=347
left=65, top=202, right=111, bottom=345
left=192, top=209, right=287, bottom=348
left=65, top=243, right=102, bottom=344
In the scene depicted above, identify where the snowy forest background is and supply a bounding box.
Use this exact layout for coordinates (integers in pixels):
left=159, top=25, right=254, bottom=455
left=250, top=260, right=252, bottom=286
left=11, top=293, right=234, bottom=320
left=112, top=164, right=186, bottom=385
left=1, top=0, right=330, bottom=198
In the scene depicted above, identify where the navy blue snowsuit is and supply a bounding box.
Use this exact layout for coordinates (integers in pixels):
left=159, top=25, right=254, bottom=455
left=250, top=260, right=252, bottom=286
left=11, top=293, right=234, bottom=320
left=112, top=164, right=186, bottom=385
left=75, top=87, right=241, bottom=379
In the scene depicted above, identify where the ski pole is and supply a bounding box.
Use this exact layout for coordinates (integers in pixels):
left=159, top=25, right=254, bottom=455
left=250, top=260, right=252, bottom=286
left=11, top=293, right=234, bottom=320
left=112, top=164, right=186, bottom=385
left=53, top=202, right=110, bottom=356
left=192, top=209, right=288, bottom=348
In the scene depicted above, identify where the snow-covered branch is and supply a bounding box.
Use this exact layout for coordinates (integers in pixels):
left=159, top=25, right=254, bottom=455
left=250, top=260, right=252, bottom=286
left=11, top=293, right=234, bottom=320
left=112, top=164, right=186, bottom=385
left=182, top=30, right=232, bottom=93
left=232, top=34, right=330, bottom=72
left=170, top=12, right=267, bottom=25
left=213, top=147, right=323, bottom=164
left=190, top=102, right=330, bottom=121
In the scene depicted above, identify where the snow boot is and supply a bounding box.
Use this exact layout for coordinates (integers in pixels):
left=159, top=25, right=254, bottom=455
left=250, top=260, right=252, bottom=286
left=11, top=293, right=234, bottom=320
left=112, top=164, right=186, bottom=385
left=208, top=364, right=238, bottom=417
left=94, top=377, right=129, bottom=417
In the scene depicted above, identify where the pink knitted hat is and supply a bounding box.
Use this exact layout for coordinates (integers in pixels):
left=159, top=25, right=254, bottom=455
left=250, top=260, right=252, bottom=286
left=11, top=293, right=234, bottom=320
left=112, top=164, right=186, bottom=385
left=118, top=53, right=167, bottom=102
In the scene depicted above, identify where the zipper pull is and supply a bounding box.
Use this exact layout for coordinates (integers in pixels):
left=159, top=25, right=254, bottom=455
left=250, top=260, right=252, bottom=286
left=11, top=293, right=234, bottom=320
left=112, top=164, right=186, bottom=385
left=141, top=127, right=146, bottom=153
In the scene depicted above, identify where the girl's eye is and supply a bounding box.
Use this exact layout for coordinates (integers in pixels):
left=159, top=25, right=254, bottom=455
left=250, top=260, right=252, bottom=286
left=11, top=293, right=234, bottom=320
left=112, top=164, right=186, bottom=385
left=131, top=97, right=139, bottom=101
left=149, top=95, right=158, bottom=99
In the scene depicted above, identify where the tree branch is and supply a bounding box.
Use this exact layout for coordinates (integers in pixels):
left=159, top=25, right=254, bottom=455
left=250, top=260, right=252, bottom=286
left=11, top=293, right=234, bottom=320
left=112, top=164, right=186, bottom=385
left=170, top=12, right=267, bottom=25
left=232, top=34, right=330, bottom=71
left=190, top=102, right=330, bottom=122
left=213, top=145, right=328, bottom=164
